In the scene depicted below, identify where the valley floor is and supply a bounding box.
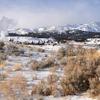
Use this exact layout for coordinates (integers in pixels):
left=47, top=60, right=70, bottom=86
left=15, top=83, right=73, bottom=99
left=0, top=41, right=100, bottom=100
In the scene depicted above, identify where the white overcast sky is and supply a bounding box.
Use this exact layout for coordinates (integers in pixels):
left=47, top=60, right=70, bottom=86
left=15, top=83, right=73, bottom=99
left=0, top=0, right=100, bottom=28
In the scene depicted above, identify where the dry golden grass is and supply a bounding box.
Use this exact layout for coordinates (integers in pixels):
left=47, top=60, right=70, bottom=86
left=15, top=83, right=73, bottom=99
left=57, top=47, right=66, bottom=59
left=31, top=80, right=58, bottom=96
left=0, top=62, right=5, bottom=69
left=60, top=46, right=100, bottom=96
left=12, top=63, right=22, bottom=71
left=49, top=67, right=57, bottom=73
left=0, top=71, right=8, bottom=81
left=9, top=75, right=27, bottom=93
left=0, top=81, right=16, bottom=100
left=0, top=53, right=7, bottom=67
left=0, top=41, right=5, bottom=49
left=5, top=43, right=24, bottom=56
left=28, top=45, right=45, bottom=52
left=40, top=57, right=55, bottom=69
left=88, top=76, right=100, bottom=97
left=47, top=74, right=58, bottom=84
left=0, top=44, right=99, bottom=98
left=31, top=69, right=59, bottom=96
left=31, top=46, right=100, bottom=97
left=35, top=47, right=45, bottom=52
left=0, top=75, right=28, bottom=100
left=31, top=60, right=40, bottom=70
left=32, top=74, right=38, bottom=80
left=30, top=56, right=55, bottom=70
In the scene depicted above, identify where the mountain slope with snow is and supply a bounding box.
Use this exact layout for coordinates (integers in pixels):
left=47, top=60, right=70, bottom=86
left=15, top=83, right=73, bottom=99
left=0, top=16, right=100, bottom=36
left=75, top=22, right=100, bottom=32
left=35, top=22, right=100, bottom=33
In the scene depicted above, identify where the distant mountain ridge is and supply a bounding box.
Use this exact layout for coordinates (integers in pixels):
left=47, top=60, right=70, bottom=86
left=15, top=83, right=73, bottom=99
left=0, top=16, right=100, bottom=35
left=10, top=22, right=100, bottom=35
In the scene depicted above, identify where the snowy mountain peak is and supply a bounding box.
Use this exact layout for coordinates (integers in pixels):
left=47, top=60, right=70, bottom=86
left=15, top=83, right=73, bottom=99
left=0, top=16, right=100, bottom=37
left=36, top=22, right=100, bottom=33
left=76, top=22, right=100, bottom=32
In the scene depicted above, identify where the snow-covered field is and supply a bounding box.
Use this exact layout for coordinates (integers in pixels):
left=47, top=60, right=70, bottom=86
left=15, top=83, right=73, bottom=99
left=0, top=41, right=99, bottom=100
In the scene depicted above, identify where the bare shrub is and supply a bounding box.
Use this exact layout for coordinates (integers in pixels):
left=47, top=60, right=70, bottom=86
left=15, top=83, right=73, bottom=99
left=47, top=74, right=58, bottom=84
left=29, top=46, right=45, bottom=52
left=0, top=72, right=8, bottom=81
left=0, top=75, right=28, bottom=99
left=89, top=77, right=100, bottom=97
left=5, top=43, right=24, bottom=56
left=0, top=53, right=7, bottom=64
left=12, top=63, right=22, bottom=71
left=31, top=60, right=40, bottom=70
left=31, top=80, right=47, bottom=95
left=31, top=80, right=58, bottom=96
left=0, top=81, right=16, bottom=100
left=66, top=44, right=77, bottom=57
left=35, top=47, right=45, bottom=52
left=33, top=95, right=44, bottom=100
left=31, top=57, right=55, bottom=70
left=32, top=74, right=38, bottom=80
left=57, top=47, right=66, bottom=59
left=0, top=41, right=5, bottom=49
left=49, top=67, right=57, bottom=73
left=60, top=57, right=67, bottom=66
left=60, top=47, right=100, bottom=96
left=31, top=70, right=59, bottom=96
left=9, top=75, right=28, bottom=95
left=0, top=61, right=6, bottom=69
left=40, top=57, right=55, bottom=69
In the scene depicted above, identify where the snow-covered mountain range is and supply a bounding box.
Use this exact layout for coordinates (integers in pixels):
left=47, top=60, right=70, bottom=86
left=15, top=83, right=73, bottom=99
left=36, top=22, right=100, bottom=33
left=0, top=16, right=100, bottom=43
left=0, top=16, right=100, bottom=36
left=9, top=22, right=100, bottom=35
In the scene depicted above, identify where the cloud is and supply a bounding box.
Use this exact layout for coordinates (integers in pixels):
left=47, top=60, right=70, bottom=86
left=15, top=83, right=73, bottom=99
left=0, top=9, right=71, bottom=28
left=0, top=0, right=99, bottom=28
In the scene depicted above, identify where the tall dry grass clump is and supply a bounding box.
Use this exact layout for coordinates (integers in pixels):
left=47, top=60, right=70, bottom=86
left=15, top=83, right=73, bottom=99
left=60, top=46, right=100, bottom=96
left=5, top=43, right=24, bottom=56
left=31, top=80, right=58, bottom=96
left=12, top=63, right=22, bottom=71
left=57, top=47, right=66, bottom=59
left=0, top=75, right=28, bottom=100
left=30, top=57, right=55, bottom=70
left=0, top=53, right=7, bottom=65
left=0, top=42, right=5, bottom=50
left=31, top=46, right=100, bottom=97
left=31, top=69, right=59, bottom=96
